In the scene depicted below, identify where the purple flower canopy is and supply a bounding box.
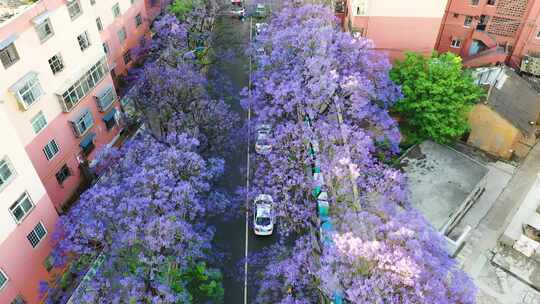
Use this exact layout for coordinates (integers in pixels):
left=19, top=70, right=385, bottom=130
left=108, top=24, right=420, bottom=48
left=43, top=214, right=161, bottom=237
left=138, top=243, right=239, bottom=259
left=247, top=3, right=476, bottom=304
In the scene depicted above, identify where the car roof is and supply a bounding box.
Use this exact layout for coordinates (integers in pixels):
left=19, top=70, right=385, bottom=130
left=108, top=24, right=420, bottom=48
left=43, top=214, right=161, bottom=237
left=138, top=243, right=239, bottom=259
left=256, top=204, right=271, bottom=217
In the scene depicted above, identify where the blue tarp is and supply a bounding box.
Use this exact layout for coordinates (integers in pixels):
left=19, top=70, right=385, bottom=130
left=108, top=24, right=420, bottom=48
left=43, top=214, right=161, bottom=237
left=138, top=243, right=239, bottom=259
left=79, top=132, right=96, bottom=148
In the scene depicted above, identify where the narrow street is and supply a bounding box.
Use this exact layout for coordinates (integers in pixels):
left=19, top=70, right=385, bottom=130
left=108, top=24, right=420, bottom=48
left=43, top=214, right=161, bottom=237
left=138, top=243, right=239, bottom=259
left=207, top=7, right=274, bottom=304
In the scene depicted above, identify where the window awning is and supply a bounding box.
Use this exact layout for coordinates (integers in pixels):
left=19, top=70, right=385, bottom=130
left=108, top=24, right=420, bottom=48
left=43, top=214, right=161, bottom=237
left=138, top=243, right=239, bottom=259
left=9, top=71, right=38, bottom=93
left=0, top=34, right=17, bottom=50
left=32, top=11, right=52, bottom=25
left=102, top=108, right=117, bottom=122
left=79, top=132, right=96, bottom=148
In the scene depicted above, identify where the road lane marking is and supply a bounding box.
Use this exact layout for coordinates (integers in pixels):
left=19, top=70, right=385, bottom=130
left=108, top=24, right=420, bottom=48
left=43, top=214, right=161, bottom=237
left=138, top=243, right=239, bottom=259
left=244, top=15, right=253, bottom=304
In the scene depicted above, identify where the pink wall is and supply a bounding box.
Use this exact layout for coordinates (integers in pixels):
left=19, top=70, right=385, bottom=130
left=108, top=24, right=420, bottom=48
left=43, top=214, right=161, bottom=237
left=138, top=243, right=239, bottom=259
left=101, top=0, right=152, bottom=76
left=0, top=195, right=58, bottom=304
left=24, top=77, right=122, bottom=210
left=352, top=16, right=443, bottom=60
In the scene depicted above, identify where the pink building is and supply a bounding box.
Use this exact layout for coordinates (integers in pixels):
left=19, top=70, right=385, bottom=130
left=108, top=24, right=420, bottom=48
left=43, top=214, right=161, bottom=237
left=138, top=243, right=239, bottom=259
left=0, top=0, right=166, bottom=303
left=343, top=0, right=449, bottom=60
left=0, top=103, right=59, bottom=303
left=436, top=0, right=540, bottom=68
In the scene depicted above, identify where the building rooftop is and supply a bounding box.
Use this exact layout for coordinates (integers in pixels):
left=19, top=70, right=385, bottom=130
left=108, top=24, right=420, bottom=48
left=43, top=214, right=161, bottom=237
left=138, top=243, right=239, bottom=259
left=0, top=0, right=33, bottom=24
left=401, top=141, right=488, bottom=231
left=484, top=67, right=540, bottom=135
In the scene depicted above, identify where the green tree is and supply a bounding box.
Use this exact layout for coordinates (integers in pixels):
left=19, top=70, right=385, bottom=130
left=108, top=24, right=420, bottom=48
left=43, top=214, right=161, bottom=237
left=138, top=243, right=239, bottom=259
left=390, top=52, right=484, bottom=144
left=170, top=261, right=224, bottom=303
left=168, top=0, right=199, bottom=21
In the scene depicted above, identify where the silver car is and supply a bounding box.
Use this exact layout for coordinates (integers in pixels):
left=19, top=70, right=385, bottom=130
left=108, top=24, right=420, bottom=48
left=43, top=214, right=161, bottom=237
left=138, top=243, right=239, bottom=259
left=255, top=124, right=272, bottom=154
left=253, top=194, right=274, bottom=236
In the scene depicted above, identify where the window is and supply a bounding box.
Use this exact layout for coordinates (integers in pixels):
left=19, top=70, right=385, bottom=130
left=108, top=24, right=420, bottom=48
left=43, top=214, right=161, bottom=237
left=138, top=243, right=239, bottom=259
left=31, top=111, right=47, bottom=134
left=464, top=16, right=473, bottom=27
left=103, top=108, right=117, bottom=130
left=0, top=43, right=19, bottom=69
left=35, top=18, right=54, bottom=42
left=130, top=0, right=135, bottom=4
left=27, top=222, right=47, bottom=248
left=9, top=192, right=34, bottom=223
left=59, top=58, right=107, bottom=111
left=11, top=295, right=26, bottom=304
left=80, top=133, right=96, bottom=156
left=0, top=269, right=7, bottom=291
left=470, top=0, right=479, bottom=5
left=11, top=73, right=43, bottom=109
left=67, top=0, right=83, bottom=20
left=112, top=3, right=121, bottom=18
left=354, top=0, right=368, bottom=16
left=117, top=27, right=127, bottom=44
left=77, top=31, right=91, bottom=51
left=55, top=164, right=71, bottom=185
left=103, top=41, right=109, bottom=54
left=0, top=158, right=15, bottom=190
left=537, top=30, right=540, bottom=39
left=135, top=13, right=142, bottom=27
left=90, top=0, right=95, bottom=5
left=96, top=85, right=116, bottom=111
left=487, top=0, right=495, bottom=5
left=123, top=50, right=132, bottom=64
left=72, top=109, right=94, bottom=136
left=43, top=139, right=60, bottom=160
left=451, top=38, right=462, bottom=48
left=96, top=17, right=103, bottom=31
left=48, top=53, right=64, bottom=74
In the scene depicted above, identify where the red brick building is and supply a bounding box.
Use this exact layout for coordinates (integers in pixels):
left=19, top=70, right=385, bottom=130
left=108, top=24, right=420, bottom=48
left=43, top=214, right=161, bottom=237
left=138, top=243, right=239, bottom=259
left=436, top=0, right=540, bottom=68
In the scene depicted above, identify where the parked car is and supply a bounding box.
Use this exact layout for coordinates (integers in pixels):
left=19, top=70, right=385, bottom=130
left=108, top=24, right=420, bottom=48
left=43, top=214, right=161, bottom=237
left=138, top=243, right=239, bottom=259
left=253, top=194, right=274, bottom=236
left=255, top=124, right=272, bottom=154
left=231, top=7, right=245, bottom=18
left=255, top=22, right=267, bottom=35
left=231, top=0, right=242, bottom=6
left=255, top=4, right=267, bottom=17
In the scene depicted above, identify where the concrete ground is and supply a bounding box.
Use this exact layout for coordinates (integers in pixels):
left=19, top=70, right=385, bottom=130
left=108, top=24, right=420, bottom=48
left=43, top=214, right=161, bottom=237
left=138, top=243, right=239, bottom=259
left=454, top=141, right=540, bottom=303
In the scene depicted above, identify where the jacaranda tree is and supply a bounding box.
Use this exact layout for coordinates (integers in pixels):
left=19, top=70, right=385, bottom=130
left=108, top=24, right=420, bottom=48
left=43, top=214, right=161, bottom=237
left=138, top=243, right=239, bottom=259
left=44, top=133, right=228, bottom=303
left=246, top=3, right=476, bottom=303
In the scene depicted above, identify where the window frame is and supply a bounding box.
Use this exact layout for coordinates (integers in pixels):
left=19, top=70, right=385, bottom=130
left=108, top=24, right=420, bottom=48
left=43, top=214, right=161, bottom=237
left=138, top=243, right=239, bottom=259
left=0, top=268, right=8, bottom=291
left=31, top=111, right=48, bottom=134
left=9, top=192, right=35, bottom=224
left=112, top=3, right=121, bottom=18
left=487, top=0, right=496, bottom=5
left=11, top=294, right=26, bottom=304
left=35, top=18, right=54, bottom=42
left=43, top=139, right=60, bottom=161
left=96, top=17, right=103, bottom=31
left=55, top=164, right=71, bottom=185
left=0, top=43, right=20, bottom=69
left=77, top=31, right=91, bottom=51
left=135, top=13, right=143, bottom=27
left=464, top=15, right=473, bottom=27
left=14, top=75, right=43, bottom=110
left=117, top=27, right=127, bottom=44
left=59, top=58, right=108, bottom=112
left=27, top=222, right=47, bottom=248
left=123, top=50, right=132, bottom=65
left=450, top=38, right=462, bottom=48
left=0, top=157, right=15, bottom=191
left=470, top=0, right=479, bottom=5
left=72, top=109, right=94, bottom=136
left=48, top=53, right=65, bottom=75
left=67, top=0, right=83, bottom=20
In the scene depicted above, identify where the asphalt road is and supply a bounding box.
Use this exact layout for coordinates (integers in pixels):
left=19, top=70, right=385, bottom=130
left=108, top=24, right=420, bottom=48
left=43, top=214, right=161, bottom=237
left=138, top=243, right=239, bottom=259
left=208, top=8, right=275, bottom=304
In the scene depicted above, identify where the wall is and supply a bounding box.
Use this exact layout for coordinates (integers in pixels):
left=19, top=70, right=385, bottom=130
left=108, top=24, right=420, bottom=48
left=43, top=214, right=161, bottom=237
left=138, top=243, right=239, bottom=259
left=0, top=107, right=58, bottom=304
left=467, top=104, right=522, bottom=159
left=347, top=0, right=448, bottom=60
left=0, top=0, right=122, bottom=208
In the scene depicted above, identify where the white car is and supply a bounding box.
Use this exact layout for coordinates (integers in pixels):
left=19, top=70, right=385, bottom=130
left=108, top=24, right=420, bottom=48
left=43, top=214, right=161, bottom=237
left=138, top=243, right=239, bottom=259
left=253, top=194, right=274, bottom=236
left=231, top=7, right=245, bottom=18
left=255, top=124, right=271, bottom=154
left=255, top=22, right=267, bottom=35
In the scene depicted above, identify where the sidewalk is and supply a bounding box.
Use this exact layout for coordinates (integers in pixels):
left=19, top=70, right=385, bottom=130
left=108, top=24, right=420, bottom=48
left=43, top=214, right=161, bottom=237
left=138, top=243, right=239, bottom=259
left=455, top=141, right=540, bottom=303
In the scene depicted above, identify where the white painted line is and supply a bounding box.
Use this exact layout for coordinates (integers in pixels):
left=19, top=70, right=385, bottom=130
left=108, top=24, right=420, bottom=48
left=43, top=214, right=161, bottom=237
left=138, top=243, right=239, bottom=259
left=244, top=15, right=254, bottom=304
